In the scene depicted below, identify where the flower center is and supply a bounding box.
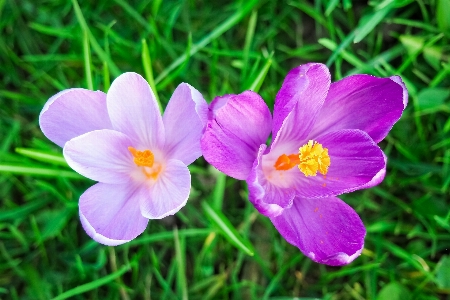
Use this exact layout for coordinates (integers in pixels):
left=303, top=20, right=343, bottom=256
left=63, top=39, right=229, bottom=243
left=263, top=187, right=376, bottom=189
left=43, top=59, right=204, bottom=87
left=128, top=146, right=161, bottom=180
left=274, top=140, right=330, bottom=177
left=128, top=146, right=154, bottom=167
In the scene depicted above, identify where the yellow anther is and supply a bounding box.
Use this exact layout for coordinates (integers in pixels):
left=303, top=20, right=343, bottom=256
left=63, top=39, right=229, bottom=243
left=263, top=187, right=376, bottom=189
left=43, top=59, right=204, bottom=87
left=298, top=140, right=330, bottom=177
left=128, top=146, right=154, bottom=167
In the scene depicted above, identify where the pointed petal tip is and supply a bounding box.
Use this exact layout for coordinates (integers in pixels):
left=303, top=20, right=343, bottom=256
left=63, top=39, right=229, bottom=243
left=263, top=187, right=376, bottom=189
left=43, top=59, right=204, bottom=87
left=389, top=75, right=409, bottom=108
left=310, top=244, right=365, bottom=266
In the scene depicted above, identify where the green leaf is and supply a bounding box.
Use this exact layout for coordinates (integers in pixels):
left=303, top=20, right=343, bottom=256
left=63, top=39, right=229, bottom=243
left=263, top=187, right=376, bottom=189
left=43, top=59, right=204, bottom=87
left=0, top=199, right=51, bottom=222
left=399, top=35, right=446, bottom=70
left=38, top=208, right=75, bottom=240
left=436, top=255, right=450, bottom=289
left=416, top=88, right=450, bottom=111
left=377, top=282, right=411, bottom=300
left=202, top=202, right=255, bottom=256
left=437, top=0, right=450, bottom=32
left=354, top=3, right=395, bottom=43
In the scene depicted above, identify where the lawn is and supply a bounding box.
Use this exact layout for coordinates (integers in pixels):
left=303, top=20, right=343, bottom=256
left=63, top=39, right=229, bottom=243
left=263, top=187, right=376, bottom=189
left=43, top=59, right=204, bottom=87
left=1, top=0, right=449, bottom=299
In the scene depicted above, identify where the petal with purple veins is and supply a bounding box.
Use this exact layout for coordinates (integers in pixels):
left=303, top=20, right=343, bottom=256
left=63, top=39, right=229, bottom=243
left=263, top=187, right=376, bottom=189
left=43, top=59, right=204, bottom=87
left=360, top=152, right=387, bottom=189
left=163, top=83, right=208, bottom=165
left=309, top=74, right=406, bottom=143
left=63, top=129, right=135, bottom=184
left=270, top=196, right=366, bottom=266
left=79, top=182, right=149, bottom=246
left=271, top=63, right=331, bottom=144
left=247, top=144, right=295, bottom=217
left=287, top=129, right=385, bottom=198
left=39, top=89, right=113, bottom=147
left=201, top=91, right=272, bottom=180
left=139, top=159, right=191, bottom=219
left=107, top=72, right=165, bottom=150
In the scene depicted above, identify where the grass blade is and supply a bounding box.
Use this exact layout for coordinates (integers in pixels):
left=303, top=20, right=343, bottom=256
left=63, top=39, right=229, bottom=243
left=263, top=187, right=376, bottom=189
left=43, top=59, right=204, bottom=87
left=142, top=38, right=162, bottom=113
left=0, top=165, right=83, bottom=179
left=83, top=29, right=93, bottom=90
left=354, top=2, right=395, bottom=43
left=246, top=52, right=273, bottom=92
left=202, top=202, right=255, bottom=256
left=174, top=227, right=188, bottom=300
left=15, top=148, right=68, bottom=167
left=51, top=262, right=132, bottom=300
left=154, top=0, right=259, bottom=84
left=71, top=0, right=120, bottom=77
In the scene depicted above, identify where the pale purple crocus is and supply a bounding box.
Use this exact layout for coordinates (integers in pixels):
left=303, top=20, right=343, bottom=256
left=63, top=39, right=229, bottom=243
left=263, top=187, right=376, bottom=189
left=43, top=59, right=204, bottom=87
left=201, top=63, right=407, bottom=265
left=40, top=72, right=208, bottom=245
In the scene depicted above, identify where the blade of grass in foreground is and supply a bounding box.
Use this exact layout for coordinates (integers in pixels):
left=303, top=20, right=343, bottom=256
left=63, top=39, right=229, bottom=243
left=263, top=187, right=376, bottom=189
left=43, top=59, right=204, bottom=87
left=202, top=202, right=255, bottom=256
left=83, top=29, right=93, bottom=90
left=174, top=227, right=188, bottom=300
left=246, top=52, right=273, bottom=93
left=0, top=165, right=82, bottom=179
left=51, top=261, right=133, bottom=300
left=71, top=0, right=120, bottom=77
left=128, top=228, right=212, bottom=246
left=142, top=38, right=161, bottom=113
left=212, top=172, right=226, bottom=210
left=15, top=148, right=68, bottom=167
left=154, top=0, right=259, bottom=84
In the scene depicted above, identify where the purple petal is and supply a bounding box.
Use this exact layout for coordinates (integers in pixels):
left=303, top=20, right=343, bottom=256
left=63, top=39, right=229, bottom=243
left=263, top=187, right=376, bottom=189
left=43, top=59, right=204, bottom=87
left=290, top=129, right=385, bottom=198
left=360, top=152, right=387, bottom=189
left=63, top=129, right=134, bottom=184
left=79, top=182, right=149, bottom=246
left=107, top=72, right=164, bottom=150
left=272, top=63, right=331, bottom=144
left=39, top=89, right=113, bottom=147
left=270, top=196, right=365, bottom=266
left=390, top=75, right=408, bottom=108
left=309, top=74, right=407, bottom=143
left=201, top=91, right=272, bottom=180
left=247, top=144, right=295, bottom=217
left=163, top=83, right=208, bottom=165
left=139, top=159, right=191, bottom=219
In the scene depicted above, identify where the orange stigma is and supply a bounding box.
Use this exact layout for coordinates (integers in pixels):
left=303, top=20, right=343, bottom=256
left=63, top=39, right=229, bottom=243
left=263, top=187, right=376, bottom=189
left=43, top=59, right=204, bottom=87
left=128, top=147, right=154, bottom=167
left=274, top=140, right=330, bottom=177
left=128, top=146, right=161, bottom=180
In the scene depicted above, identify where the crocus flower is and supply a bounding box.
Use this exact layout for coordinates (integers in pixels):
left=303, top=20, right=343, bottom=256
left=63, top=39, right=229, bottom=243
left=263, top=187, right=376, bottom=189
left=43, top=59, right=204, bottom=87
left=40, top=73, right=208, bottom=245
left=201, top=63, right=407, bottom=265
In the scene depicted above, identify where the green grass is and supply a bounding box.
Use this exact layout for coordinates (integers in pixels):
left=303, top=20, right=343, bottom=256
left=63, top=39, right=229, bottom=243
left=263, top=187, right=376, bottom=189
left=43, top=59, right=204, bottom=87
left=1, top=0, right=450, bottom=299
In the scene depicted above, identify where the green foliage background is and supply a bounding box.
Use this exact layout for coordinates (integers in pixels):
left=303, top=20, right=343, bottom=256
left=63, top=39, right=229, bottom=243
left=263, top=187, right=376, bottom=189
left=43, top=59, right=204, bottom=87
left=1, top=0, right=449, bottom=299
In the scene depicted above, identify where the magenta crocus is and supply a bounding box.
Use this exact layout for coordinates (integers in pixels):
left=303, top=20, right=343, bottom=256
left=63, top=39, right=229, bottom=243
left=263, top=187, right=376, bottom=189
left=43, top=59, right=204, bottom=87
left=201, top=63, right=407, bottom=265
left=40, top=72, right=208, bottom=245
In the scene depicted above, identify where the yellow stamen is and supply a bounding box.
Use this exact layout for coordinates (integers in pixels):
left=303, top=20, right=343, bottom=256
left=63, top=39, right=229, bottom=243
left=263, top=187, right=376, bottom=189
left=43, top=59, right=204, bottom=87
left=273, top=140, right=330, bottom=177
left=128, top=146, right=154, bottom=167
left=298, top=140, right=330, bottom=177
